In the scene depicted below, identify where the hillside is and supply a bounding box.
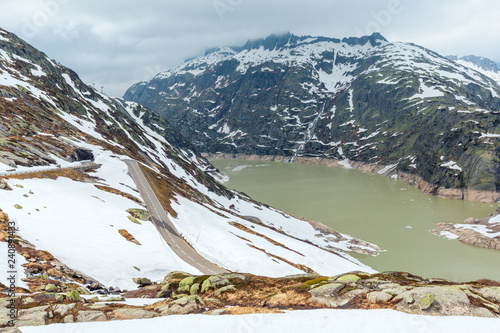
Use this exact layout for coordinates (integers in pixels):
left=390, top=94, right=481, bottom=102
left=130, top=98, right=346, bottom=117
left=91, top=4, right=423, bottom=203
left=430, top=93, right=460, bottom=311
left=0, top=26, right=379, bottom=299
left=124, top=33, right=500, bottom=202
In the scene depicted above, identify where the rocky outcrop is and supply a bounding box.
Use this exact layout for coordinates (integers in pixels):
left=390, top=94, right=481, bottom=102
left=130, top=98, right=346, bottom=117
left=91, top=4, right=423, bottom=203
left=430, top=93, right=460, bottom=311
left=434, top=212, right=500, bottom=251
left=2, top=271, right=499, bottom=329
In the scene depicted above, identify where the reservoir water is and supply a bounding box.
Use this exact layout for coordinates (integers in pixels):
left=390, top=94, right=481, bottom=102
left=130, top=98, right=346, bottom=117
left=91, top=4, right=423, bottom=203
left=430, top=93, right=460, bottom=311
left=210, top=159, right=500, bottom=282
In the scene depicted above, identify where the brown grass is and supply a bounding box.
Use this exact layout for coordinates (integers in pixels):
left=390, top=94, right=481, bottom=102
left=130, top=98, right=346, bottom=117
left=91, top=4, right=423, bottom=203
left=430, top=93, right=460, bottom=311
left=94, top=185, right=142, bottom=204
left=118, top=229, right=141, bottom=245
left=2, top=168, right=89, bottom=181
left=229, top=222, right=304, bottom=256
left=266, top=290, right=311, bottom=307
left=247, top=244, right=315, bottom=274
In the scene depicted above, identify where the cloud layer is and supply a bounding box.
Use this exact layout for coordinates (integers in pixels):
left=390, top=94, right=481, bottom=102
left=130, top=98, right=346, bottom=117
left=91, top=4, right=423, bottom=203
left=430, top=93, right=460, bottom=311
left=1, top=0, right=499, bottom=97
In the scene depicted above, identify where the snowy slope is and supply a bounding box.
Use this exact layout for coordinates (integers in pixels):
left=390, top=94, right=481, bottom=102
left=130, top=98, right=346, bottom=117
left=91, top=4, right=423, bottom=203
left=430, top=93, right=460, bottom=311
left=0, top=27, right=377, bottom=290
left=20, top=309, right=500, bottom=333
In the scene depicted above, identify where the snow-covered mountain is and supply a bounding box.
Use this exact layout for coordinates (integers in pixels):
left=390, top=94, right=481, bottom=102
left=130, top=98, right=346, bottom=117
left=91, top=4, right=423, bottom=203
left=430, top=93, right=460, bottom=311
left=447, top=55, right=500, bottom=85
left=125, top=33, right=500, bottom=202
left=0, top=28, right=378, bottom=291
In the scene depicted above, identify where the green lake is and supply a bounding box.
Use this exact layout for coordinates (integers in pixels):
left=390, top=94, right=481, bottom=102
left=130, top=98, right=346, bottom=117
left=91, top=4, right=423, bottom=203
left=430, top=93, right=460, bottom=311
left=210, top=159, right=500, bottom=282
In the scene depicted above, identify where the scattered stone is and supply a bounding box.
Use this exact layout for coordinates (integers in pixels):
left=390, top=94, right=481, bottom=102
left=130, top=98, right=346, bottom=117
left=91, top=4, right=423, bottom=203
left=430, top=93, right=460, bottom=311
left=53, top=303, right=76, bottom=317
left=133, top=277, right=152, bottom=286
left=190, top=283, right=200, bottom=295
left=112, top=308, right=156, bottom=320
left=22, top=297, right=35, bottom=304
left=66, top=290, right=80, bottom=301
left=367, top=291, right=393, bottom=303
left=44, top=284, right=57, bottom=292
left=201, top=275, right=231, bottom=293
left=0, top=180, right=12, bottom=191
left=418, top=294, right=435, bottom=310
left=155, top=295, right=204, bottom=315
left=178, top=276, right=196, bottom=293
left=336, top=274, right=361, bottom=284
left=214, top=285, right=237, bottom=297
left=163, top=271, right=191, bottom=284
left=205, top=309, right=226, bottom=315
left=13, top=204, right=23, bottom=209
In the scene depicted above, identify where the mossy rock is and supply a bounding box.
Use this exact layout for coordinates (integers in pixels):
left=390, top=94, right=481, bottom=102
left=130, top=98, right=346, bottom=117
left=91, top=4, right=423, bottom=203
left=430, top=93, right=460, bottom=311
left=336, top=274, right=361, bottom=284
left=127, top=215, right=141, bottom=225
left=163, top=271, right=191, bottom=284
left=214, top=285, right=237, bottom=297
left=200, top=275, right=231, bottom=293
left=44, top=284, right=57, bottom=292
left=303, top=277, right=329, bottom=287
left=419, top=294, right=436, bottom=310
left=190, top=283, right=200, bottom=295
left=66, top=290, right=80, bottom=301
left=178, top=276, right=195, bottom=293
left=133, top=277, right=152, bottom=286
left=13, top=204, right=23, bottom=209
left=127, top=208, right=150, bottom=221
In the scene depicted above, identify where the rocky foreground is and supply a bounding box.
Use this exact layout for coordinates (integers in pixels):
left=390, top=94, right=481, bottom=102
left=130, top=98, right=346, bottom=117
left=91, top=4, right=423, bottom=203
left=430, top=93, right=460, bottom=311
left=1, top=270, right=500, bottom=330
left=1, top=206, right=500, bottom=330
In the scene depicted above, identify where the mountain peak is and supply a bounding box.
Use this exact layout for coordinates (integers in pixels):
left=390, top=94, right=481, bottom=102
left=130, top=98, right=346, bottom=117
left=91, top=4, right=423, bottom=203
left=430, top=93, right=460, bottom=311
left=447, top=54, right=500, bottom=73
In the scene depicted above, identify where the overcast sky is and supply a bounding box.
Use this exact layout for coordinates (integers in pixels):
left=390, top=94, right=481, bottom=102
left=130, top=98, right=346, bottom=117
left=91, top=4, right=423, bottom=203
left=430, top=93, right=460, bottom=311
left=1, top=0, right=499, bottom=97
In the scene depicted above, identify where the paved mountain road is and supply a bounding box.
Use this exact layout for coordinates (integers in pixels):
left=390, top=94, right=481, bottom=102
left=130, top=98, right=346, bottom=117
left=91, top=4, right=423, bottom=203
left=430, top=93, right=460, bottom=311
left=125, top=160, right=229, bottom=275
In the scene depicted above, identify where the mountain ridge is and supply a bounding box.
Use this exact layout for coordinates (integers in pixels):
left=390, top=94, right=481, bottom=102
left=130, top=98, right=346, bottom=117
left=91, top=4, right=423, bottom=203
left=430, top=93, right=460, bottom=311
left=124, top=33, right=500, bottom=202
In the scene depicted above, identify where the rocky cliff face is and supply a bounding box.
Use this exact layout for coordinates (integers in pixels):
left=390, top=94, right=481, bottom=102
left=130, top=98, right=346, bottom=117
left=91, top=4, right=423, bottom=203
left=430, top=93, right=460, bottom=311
left=125, top=33, right=500, bottom=197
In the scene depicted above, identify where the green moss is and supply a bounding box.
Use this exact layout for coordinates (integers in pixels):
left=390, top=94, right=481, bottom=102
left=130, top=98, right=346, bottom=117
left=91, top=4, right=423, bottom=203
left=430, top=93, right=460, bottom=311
left=303, top=277, right=329, bottom=287
left=127, top=215, right=141, bottom=224
left=336, top=274, right=361, bottom=284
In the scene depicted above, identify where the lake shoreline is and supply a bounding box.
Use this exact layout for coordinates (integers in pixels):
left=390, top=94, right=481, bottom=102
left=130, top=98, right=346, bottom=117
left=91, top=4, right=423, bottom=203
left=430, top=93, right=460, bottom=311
left=203, top=153, right=500, bottom=204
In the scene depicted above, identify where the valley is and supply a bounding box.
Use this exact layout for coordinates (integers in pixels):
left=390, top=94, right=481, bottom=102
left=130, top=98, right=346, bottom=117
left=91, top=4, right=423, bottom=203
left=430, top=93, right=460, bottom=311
left=210, top=159, right=500, bottom=282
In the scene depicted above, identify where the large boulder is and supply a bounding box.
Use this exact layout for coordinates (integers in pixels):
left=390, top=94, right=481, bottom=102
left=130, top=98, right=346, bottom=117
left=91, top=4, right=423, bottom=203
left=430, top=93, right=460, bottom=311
left=17, top=305, right=48, bottom=326
left=200, top=273, right=245, bottom=293
left=76, top=310, right=107, bottom=322
left=112, top=308, right=156, bottom=320
left=155, top=295, right=204, bottom=315
left=393, top=286, right=495, bottom=317
left=475, top=287, right=500, bottom=303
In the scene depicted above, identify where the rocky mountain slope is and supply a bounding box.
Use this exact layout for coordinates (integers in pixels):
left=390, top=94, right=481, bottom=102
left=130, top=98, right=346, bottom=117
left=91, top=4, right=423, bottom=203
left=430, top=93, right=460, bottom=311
left=0, top=26, right=381, bottom=302
left=125, top=33, right=500, bottom=202
left=447, top=55, right=500, bottom=86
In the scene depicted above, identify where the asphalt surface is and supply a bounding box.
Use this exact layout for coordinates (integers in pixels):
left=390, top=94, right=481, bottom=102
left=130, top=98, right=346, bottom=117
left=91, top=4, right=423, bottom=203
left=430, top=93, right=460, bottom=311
left=125, top=160, right=229, bottom=275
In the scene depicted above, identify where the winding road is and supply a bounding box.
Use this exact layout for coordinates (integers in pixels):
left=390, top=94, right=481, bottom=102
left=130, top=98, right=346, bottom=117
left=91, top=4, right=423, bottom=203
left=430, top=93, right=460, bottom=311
left=125, top=160, right=229, bottom=275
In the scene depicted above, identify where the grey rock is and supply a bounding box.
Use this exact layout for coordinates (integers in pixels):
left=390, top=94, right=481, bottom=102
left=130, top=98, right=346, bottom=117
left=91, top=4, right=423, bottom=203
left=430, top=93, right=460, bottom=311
left=205, top=309, right=226, bottom=315
left=393, top=286, right=496, bottom=317
left=63, top=315, right=74, bottom=323
left=309, top=283, right=344, bottom=298
left=112, top=308, right=156, bottom=320
left=214, top=285, right=237, bottom=297
left=53, top=303, right=76, bottom=317
left=76, top=310, right=107, bottom=322
left=367, top=291, right=393, bottom=303
left=17, top=305, right=48, bottom=327
left=475, top=287, right=500, bottom=303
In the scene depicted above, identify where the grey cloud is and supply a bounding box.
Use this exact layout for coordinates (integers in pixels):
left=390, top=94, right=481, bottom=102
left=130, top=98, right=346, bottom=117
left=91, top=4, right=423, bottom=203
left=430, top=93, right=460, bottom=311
left=0, top=0, right=499, bottom=97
